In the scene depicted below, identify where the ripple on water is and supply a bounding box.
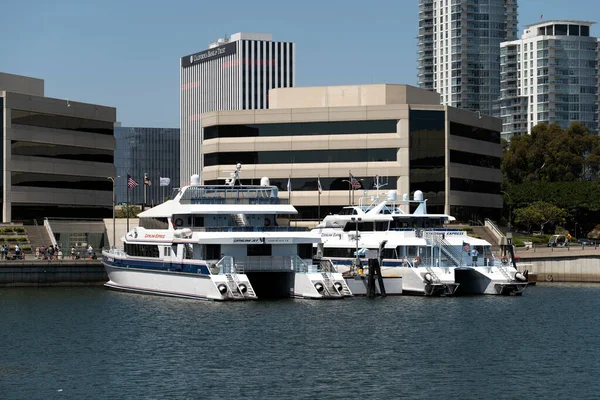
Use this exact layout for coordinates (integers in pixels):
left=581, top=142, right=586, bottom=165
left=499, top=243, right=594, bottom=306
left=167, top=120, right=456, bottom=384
left=1, top=284, right=600, bottom=399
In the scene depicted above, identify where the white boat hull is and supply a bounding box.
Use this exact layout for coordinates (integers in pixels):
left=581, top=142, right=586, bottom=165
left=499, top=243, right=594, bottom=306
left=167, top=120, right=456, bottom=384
left=292, top=272, right=352, bottom=299
left=103, top=263, right=256, bottom=301
left=343, top=276, right=403, bottom=295
left=454, top=267, right=527, bottom=295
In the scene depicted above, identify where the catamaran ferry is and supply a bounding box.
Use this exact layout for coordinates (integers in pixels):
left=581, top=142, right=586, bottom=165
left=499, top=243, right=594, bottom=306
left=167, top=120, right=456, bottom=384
left=102, top=164, right=351, bottom=301
left=313, top=190, right=528, bottom=296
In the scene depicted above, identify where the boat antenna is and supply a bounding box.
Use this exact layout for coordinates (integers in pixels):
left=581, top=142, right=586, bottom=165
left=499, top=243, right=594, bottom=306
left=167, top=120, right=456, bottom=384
left=373, top=175, right=388, bottom=199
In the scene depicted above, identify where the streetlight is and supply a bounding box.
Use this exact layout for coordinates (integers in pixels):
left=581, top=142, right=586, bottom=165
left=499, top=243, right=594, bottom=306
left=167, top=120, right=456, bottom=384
left=501, top=190, right=512, bottom=230
left=107, top=176, right=120, bottom=249
left=341, top=180, right=352, bottom=205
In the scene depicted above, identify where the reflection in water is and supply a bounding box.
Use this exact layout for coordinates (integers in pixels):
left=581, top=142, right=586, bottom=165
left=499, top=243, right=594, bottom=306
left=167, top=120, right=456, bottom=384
left=1, top=284, right=600, bottom=399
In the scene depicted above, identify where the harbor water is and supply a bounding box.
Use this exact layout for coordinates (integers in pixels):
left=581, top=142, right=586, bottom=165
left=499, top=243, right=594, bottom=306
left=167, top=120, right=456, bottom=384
left=1, top=284, right=600, bottom=399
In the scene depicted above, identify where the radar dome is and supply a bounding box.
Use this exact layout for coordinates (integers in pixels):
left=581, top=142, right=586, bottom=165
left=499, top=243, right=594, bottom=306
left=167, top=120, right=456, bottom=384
left=260, top=177, right=270, bottom=186
left=402, top=193, right=409, bottom=201
left=387, top=190, right=397, bottom=202
left=414, top=190, right=423, bottom=201
left=190, top=174, right=200, bottom=185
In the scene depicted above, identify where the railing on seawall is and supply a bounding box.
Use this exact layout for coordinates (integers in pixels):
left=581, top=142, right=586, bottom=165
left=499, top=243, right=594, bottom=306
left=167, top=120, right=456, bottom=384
left=484, top=218, right=504, bottom=243
left=43, top=218, right=58, bottom=248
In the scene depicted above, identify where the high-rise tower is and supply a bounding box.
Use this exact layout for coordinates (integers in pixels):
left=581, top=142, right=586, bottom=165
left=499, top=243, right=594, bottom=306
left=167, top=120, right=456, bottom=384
left=180, top=33, right=295, bottom=184
left=499, top=20, right=599, bottom=140
left=417, top=0, right=518, bottom=115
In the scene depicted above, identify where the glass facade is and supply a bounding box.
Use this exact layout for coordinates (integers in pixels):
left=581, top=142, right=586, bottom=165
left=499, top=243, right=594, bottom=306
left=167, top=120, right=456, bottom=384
left=204, top=120, right=399, bottom=139
left=409, top=110, right=445, bottom=213
left=204, top=148, right=397, bottom=166
left=204, top=177, right=397, bottom=192
left=114, top=127, right=180, bottom=206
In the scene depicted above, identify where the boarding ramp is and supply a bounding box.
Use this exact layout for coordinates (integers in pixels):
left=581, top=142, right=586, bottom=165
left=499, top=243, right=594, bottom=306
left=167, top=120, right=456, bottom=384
left=424, top=232, right=462, bottom=266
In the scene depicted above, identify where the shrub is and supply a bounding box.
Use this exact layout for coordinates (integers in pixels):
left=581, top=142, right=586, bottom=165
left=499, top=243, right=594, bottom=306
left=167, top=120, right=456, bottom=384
left=13, top=227, right=26, bottom=234
left=514, top=238, right=525, bottom=247
left=0, top=227, right=14, bottom=234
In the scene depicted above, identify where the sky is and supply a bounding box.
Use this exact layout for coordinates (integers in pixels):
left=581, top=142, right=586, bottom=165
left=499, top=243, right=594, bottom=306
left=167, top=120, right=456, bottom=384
left=1, top=0, right=598, bottom=128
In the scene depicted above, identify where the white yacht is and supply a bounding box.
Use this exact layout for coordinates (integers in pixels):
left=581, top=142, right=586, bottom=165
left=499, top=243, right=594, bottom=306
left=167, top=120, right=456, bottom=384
left=313, top=190, right=528, bottom=296
left=102, top=164, right=351, bottom=301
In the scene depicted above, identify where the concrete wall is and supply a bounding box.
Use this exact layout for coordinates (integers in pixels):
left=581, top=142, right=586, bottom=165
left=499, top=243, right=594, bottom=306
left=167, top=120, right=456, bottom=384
left=268, top=84, right=440, bottom=109
left=0, top=260, right=107, bottom=286
left=0, top=72, right=44, bottom=96
left=104, top=218, right=140, bottom=248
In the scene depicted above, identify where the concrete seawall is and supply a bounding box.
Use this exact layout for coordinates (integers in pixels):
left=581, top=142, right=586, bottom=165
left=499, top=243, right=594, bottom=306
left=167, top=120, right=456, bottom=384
left=516, top=246, right=600, bottom=282
left=0, top=260, right=107, bottom=287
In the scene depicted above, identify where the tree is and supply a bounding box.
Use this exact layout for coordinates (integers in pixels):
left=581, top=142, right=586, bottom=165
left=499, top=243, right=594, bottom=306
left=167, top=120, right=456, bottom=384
left=502, top=122, right=600, bottom=185
left=116, top=205, right=141, bottom=218
left=513, top=201, right=567, bottom=233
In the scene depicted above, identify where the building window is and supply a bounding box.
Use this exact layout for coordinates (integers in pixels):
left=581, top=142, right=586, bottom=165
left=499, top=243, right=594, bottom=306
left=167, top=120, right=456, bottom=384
left=204, top=120, right=398, bottom=139
left=11, top=141, right=114, bottom=163
left=11, top=110, right=114, bottom=135
left=11, top=172, right=113, bottom=191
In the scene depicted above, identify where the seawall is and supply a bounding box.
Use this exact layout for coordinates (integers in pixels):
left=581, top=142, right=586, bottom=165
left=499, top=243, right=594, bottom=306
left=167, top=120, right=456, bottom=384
left=516, top=246, right=600, bottom=282
left=0, top=259, right=107, bottom=287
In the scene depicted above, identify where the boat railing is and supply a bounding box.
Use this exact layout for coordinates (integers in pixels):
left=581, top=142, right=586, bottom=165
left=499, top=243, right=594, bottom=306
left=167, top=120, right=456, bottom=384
left=216, top=255, right=309, bottom=274
left=197, top=226, right=309, bottom=232
left=102, top=248, right=127, bottom=257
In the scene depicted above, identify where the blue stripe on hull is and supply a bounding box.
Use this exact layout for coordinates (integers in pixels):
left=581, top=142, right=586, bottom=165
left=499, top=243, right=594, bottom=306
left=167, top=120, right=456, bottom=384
left=103, top=255, right=211, bottom=275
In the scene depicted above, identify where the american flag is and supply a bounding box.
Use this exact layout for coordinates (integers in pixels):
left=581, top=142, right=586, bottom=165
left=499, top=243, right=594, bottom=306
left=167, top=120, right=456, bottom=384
left=127, top=174, right=138, bottom=189
left=349, top=173, right=361, bottom=189
left=462, top=242, right=471, bottom=253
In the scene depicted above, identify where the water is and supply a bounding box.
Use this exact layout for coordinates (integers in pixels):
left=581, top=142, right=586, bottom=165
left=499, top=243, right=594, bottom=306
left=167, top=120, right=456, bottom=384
left=1, top=284, right=600, bottom=399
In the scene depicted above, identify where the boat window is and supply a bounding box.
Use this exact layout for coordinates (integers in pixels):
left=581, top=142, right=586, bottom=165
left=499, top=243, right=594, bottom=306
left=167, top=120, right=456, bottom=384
left=193, top=217, right=204, bottom=227
left=323, top=248, right=354, bottom=258
left=375, top=222, right=389, bottom=231
left=381, top=248, right=396, bottom=259
left=298, top=244, right=312, bottom=259
left=164, top=247, right=171, bottom=257
left=124, top=243, right=160, bottom=258
left=343, top=222, right=375, bottom=232
left=184, top=244, right=193, bottom=259
left=206, top=244, right=221, bottom=260
left=248, top=244, right=272, bottom=256
left=140, top=217, right=168, bottom=229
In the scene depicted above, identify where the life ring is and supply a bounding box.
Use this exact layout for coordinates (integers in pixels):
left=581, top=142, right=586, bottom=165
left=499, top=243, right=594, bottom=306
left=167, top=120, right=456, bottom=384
left=264, top=218, right=271, bottom=227
left=501, top=257, right=509, bottom=264
left=174, top=218, right=183, bottom=227
left=546, top=274, right=554, bottom=282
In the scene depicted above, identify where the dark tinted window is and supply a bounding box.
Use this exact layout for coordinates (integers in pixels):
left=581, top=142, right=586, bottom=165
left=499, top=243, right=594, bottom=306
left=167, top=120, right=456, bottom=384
left=204, top=120, right=398, bottom=139
left=581, top=25, right=590, bottom=36
left=450, top=150, right=501, bottom=169
left=206, top=244, right=221, bottom=259
left=409, top=110, right=446, bottom=209
left=11, top=110, right=113, bottom=135
left=11, top=141, right=113, bottom=163
left=12, top=172, right=112, bottom=191
left=203, top=177, right=397, bottom=191
left=450, top=122, right=500, bottom=143
left=124, top=243, right=160, bottom=258
left=450, top=178, right=501, bottom=195
left=204, top=148, right=397, bottom=166
left=568, top=25, right=579, bottom=36
left=248, top=244, right=271, bottom=256
left=555, top=24, right=568, bottom=35
left=298, top=244, right=312, bottom=259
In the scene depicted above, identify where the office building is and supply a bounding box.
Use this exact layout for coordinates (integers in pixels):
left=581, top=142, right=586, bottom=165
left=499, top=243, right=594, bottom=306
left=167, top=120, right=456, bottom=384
left=417, top=0, right=518, bottom=115
left=180, top=32, right=296, bottom=184
left=499, top=20, right=599, bottom=139
left=0, top=72, right=116, bottom=222
left=114, top=126, right=180, bottom=206
left=200, top=84, right=503, bottom=222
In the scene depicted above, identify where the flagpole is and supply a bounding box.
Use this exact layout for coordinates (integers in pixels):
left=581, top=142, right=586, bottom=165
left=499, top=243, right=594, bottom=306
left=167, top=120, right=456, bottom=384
left=318, top=174, right=321, bottom=221
left=143, top=172, right=147, bottom=209
left=348, top=171, right=351, bottom=206
left=126, top=173, right=130, bottom=232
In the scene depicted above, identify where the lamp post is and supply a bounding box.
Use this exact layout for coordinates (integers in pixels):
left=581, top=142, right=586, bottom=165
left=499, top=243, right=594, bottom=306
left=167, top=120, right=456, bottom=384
left=501, top=190, right=512, bottom=230
left=107, top=176, right=119, bottom=249
left=351, top=216, right=362, bottom=270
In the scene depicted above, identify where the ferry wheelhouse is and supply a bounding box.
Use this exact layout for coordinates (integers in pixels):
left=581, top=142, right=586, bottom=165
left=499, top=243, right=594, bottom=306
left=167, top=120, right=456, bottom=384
left=313, top=190, right=528, bottom=296
left=102, top=165, right=351, bottom=301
